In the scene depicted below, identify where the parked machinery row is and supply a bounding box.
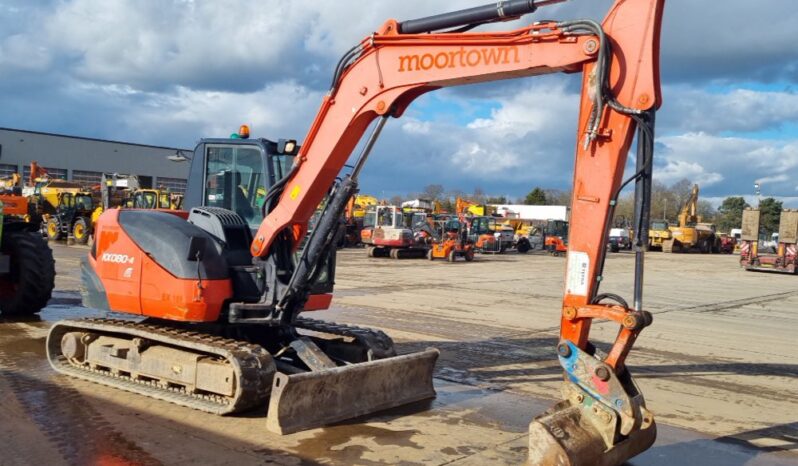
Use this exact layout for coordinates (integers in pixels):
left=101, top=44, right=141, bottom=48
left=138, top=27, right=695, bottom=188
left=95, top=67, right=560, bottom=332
left=361, top=203, right=569, bottom=261
left=0, top=164, right=185, bottom=244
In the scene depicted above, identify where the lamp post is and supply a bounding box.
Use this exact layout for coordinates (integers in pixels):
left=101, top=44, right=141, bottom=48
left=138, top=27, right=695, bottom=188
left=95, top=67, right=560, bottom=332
left=754, top=182, right=761, bottom=208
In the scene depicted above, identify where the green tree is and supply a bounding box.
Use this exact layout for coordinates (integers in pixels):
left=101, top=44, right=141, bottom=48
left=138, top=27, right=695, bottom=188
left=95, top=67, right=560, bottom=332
left=759, top=197, right=783, bottom=234
left=524, top=187, right=547, bottom=205
left=716, top=196, right=749, bottom=232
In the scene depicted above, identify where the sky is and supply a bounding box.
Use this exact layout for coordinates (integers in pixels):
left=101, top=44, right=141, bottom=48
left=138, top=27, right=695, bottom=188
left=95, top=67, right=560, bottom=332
left=1, top=0, right=798, bottom=206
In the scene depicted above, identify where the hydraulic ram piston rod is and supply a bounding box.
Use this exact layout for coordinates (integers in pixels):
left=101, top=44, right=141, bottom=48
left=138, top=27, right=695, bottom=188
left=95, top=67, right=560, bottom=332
left=398, top=0, right=566, bottom=34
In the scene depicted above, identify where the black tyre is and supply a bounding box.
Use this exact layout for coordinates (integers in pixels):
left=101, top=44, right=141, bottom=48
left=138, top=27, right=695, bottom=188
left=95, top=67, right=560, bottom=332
left=517, top=240, right=530, bottom=254
left=447, top=250, right=456, bottom=263
left=464, top=249, right=475, bottom=262
left=366, top=246, right=375, bottom=258
left=46, top=217, right=62, bottom=241
left=0, top=230, right=55, bottom=315
left=73, top=217, right=91, bottom=245
left=427, top=249, right=434, bottom=261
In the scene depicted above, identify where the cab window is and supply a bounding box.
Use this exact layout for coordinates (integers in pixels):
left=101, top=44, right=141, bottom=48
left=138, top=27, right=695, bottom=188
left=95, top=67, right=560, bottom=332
left=204, top=144, right=265, bottom=230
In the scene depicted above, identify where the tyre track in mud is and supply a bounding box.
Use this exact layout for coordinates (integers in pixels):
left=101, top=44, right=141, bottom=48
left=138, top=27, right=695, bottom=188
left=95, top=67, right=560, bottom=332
left=0, top=323, right=163, bottom=466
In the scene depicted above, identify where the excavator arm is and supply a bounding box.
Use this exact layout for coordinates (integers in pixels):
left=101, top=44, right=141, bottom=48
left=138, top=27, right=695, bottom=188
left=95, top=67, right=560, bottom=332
left=252, top=0, right=664, bottom=464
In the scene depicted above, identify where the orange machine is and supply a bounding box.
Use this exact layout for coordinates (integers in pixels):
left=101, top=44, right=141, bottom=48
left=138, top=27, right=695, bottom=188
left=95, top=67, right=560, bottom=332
left=48, top=1, right=663, bottom=463
left=428, top=218, right=474, bottom=262
left=545, top=219, right=569, bottom=256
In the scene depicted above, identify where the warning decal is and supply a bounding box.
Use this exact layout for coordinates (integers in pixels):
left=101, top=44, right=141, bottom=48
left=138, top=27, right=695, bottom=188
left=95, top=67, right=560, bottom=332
left=566, top=251, right=590, bottom=296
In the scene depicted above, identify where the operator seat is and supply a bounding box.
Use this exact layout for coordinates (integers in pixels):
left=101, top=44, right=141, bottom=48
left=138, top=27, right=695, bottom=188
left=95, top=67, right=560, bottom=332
left=232, top=171, right=255, bottom=221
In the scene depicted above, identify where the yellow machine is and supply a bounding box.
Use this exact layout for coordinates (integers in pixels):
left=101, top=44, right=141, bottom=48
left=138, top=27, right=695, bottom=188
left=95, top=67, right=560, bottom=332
left=455, top=197, right=490, bottom=217
left=130, top=188, right=183, bottom=209
left=30, top=179, right=83, bottom=217
left=352, top=194, right=378, bottom=218
left=661, top=184, right=720, bottom=253
left=647, top=219, right=671, bottom=250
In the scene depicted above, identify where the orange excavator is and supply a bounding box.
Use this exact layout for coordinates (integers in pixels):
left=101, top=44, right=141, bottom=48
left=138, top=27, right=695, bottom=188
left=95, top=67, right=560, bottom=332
left=47, top=0, right=663, bottom=463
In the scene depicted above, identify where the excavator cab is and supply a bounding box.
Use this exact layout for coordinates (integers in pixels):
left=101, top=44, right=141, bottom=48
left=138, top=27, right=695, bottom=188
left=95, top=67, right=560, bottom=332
left=185, top=135, right=336, bottom=298
left=185, top=137, right=296, bottom=230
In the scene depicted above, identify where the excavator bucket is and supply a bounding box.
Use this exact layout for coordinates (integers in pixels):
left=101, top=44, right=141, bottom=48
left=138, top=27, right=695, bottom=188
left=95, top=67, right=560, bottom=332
left=528, top=401, right=656, bottom=466
left=527, top=392, right=657, bottom=466
left=266, top=348, right=439, bottom=434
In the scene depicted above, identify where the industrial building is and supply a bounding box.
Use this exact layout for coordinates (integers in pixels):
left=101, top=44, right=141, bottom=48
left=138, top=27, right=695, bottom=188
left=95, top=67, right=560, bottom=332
left=0, top=127, right=190, bottom=192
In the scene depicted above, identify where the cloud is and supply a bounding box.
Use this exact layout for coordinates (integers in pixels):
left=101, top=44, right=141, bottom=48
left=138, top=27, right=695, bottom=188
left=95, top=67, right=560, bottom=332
left=28, top=0, right=505, bottom=92
left=1, top=0, right=798, bottom=202
left=655, top=159, right=723, bottom=186
left=657, top=132, right=798, bottom=197
left=114, top=80, right=325, bottom=143
left=756, top=174, right=789, bottom=184
left=661, top=86, right=798, bottom=135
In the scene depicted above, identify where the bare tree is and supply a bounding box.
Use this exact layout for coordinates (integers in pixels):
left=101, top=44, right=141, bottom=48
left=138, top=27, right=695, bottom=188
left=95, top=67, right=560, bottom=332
left=421, top=184, right=445, bottom=200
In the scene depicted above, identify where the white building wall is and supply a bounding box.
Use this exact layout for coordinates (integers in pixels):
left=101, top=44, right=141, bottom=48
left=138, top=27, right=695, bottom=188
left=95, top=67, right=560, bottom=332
left=490, top=204, right=569, bottom=221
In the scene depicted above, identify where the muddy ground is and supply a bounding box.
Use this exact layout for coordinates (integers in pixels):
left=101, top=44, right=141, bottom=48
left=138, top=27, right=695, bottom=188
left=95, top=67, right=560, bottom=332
left=0, top=243, right=796, bottom=465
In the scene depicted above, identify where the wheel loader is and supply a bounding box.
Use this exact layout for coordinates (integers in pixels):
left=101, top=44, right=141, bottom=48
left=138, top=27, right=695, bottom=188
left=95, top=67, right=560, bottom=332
left=47, top=1, right=664, bottom=464
left=46, top=191, right=96, bottom=244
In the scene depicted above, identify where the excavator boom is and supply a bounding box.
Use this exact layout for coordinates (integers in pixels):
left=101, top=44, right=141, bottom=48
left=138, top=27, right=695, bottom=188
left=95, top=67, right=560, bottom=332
left=249, top=0, right=664, bottom=464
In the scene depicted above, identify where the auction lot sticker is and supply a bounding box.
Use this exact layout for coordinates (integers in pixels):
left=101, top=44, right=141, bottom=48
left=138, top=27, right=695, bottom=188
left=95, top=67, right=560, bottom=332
left=566, top=251, right=590, bottom=296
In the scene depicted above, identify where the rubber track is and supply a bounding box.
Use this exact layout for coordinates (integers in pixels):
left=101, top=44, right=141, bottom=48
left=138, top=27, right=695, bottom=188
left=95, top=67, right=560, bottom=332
left=47, top=318, right=275, bottom=415
left=295, top=316, right=397, bottom=359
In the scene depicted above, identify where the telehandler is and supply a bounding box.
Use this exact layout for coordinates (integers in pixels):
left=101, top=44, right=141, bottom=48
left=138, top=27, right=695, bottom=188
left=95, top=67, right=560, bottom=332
left=47, top=1, right=663, bottom=464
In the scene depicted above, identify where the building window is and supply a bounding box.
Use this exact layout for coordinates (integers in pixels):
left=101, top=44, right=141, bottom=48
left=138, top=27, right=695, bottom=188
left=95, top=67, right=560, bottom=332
left=72, top=170, right=103, bottom=186
left=156, top=177, right=187, bottom=193
left=0, top=163, right=18, bottom=177
left=23, top=165, right=67, bottom=181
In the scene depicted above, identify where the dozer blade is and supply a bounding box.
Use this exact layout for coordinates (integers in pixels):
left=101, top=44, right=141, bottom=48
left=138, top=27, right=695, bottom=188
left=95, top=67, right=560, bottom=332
left=266, top=348, right=439, bottom=434
left=527, top=400, right=656, bottom=466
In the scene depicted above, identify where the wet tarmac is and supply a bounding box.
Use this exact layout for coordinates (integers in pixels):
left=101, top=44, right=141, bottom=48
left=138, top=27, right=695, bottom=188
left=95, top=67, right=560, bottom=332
left=0, top=243, right=796, bottom=465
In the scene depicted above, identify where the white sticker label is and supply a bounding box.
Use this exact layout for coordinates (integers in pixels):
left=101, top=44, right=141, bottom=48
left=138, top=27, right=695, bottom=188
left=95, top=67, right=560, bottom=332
left=566, top=251, right=590, bottom=296
left=101, top=253, right=135, bottom=264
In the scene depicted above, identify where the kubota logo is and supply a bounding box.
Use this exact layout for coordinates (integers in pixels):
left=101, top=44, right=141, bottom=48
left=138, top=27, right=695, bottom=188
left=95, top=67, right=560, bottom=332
left=102, top=253, right=135, bottom=264
left=398, top=46, right=520, bottom=72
